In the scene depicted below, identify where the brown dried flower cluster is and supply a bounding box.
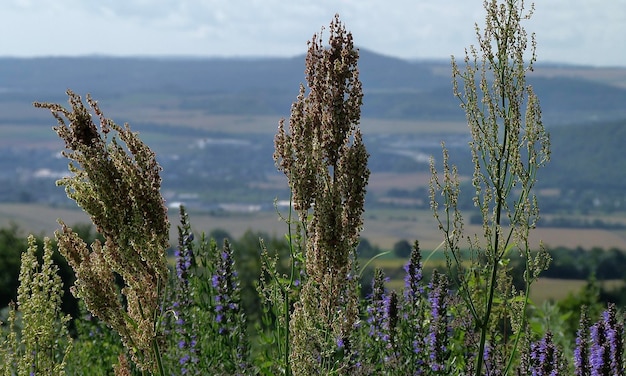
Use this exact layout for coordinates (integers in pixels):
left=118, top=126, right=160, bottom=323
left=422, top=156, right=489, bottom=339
left=274, top=14, right=369, bottom=375
left=35, top=90, right=170, bottom=372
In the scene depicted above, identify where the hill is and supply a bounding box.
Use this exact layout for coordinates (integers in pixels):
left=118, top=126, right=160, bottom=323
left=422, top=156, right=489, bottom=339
left=1, top=51, right=626, bottom=218
left=1, top=50, right=626, bottom=124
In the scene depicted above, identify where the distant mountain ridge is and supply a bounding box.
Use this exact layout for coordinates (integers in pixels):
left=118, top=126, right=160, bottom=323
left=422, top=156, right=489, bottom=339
left=1, top=49, right=626, bottom=124
left=1, top=50, right=625, bottom=215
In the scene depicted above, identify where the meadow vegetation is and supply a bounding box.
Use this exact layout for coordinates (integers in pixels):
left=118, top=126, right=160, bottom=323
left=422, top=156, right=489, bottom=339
left=2, top=1, right=626, bottom=375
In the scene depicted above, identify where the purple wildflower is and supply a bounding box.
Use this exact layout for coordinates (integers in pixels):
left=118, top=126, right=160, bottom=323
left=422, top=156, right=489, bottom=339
left=383, top=290, right=399, bottom=344
left=176, top=232, right=194, bottom=284
left=397, top=243, right=429, bottom=374
left=590, top=320, right=609, bottom=376
left=427, top=270, right=449, bottom=373
left=211, top=239, right=251, bottom=372
left=366, top=268, right=387, bottom=342
left=603, top=305, right=623, bottom=375
left=589, top=304, right=623, bottom=376
left=211, top=240, right=240, bottom=336
left=337, top=337, right=345, bottom=349
left=574, top=307, right=590, bottom=376
left=483, top=343, right=494, bottom=375
left=403, top=241, right=424, bottom=301
left=179, top=354, right=190, bottom=365
left=172, top=206, right=199, bottom=373
left=382, top=290, right=400, bottom=364
left=529, top=331, right=562, bottom=376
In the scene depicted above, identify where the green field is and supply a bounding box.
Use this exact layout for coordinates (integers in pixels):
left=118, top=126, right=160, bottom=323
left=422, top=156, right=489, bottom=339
left=360, top=255, right=622, bottom=305
left=0, top=97, right=470, bottom=149
left=3, top=203, right=626, bottom=252
left=530, top=278, right=624, bottom=304
left=3, top=202, right=626, bottom=306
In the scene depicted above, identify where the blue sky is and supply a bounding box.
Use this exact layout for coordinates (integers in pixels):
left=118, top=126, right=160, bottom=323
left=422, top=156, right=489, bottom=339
left=1, top=0, right=625, bottom=67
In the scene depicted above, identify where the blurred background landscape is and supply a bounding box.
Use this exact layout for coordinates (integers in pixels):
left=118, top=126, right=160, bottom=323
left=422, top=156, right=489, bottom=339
left=1, top=49, right=626, bottom=304
left=1, top=4, right=626, bottom=373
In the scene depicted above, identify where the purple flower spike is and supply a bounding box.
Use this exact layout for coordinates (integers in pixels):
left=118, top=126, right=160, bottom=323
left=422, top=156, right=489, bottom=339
left=574, top=307, right=590, bottom=376
left=427, top=270, right=449, bottom=373
left=403, top=241, right=424, bottom=302
left=589, top=304, right=623, bottom=376
left=529, top=331, right=562, bottom=376
left=172, top=206, right=199, bottom=373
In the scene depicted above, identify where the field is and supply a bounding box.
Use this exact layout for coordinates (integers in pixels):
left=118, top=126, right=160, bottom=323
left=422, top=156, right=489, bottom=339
left=4, top=203, right=626, bottom=252
left=530, top=278, right=624, bottom=303
left=360, top=256, right=623, bottom=304
left=106, top=102, right=471, bottom=136
left=3, top=105, right=626, bottom=310
left=5, top=200, right=624, bottom=306
left=0, top=95, right=471, bottom=149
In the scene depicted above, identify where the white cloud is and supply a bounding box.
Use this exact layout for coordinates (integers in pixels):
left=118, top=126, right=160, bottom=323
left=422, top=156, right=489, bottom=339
left=0, top=0, right=624, bottom=66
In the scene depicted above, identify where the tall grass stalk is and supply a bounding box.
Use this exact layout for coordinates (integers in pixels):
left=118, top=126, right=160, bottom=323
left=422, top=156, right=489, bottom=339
left=431, top=1, right=551, bottom=374
left=14, top=236, right=72, bottom=375
left=257, top=195, right=307, bottom=376
left=35, top=91, right=170, bottom=374
left=274, top=14, right=369, bottom=375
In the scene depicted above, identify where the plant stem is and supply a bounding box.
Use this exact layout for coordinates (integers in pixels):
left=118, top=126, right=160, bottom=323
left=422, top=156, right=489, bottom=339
left=476, top=112, right=508, bottom=375
left=153, top=338, right=165, bottom=376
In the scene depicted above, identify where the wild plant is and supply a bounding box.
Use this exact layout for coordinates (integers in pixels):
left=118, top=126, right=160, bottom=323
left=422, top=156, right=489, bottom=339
left=397, top=243, right=429, bottom=373
left=168, top=206, right=199, bottom=375
left=65, top=302, right=124, bottom=376
left=430, top=0, right=551, bottom=374
left=4, top=2, right=625, bottom=375
left=349, top=243, right=460, bottom=376
left=0, top=235, right=72, bottom=376
left=166, top=206, right=251, bottom=375
left=575, top=303, right=624, bottom=376
left=573, top=307, right=592, bottom=376
left=0, top=302, right=19, bottom=376
left=209, top=239, right=251, bottom=374
left=35, top=91, right=170, bottom=374
left=425, top=270, right=451, bottom=374
left=255, top=203, right=305, bottom=376
left=361, top=268, right=394, bottom=372
left=525, top=331, right=567, bottom=375
left=273, top=14, right=369, bottom=375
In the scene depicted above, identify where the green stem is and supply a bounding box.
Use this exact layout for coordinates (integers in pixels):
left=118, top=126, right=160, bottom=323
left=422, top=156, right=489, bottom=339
left=358, top=251, right=391, bottom=279
left=152, top=276, right=166, bottom=376
left=153, top=337, right=165, bottom=376
left=474, top=244, right=500, bottom=376
left=504, top=268, right=531, bottom=374
left=475, top=104, right=508, bottom=375
left=504, top=225, right=534, bottom=374
left=284, top=289, right=291, bottom=376
left=284, top=192, right=296, bottom=376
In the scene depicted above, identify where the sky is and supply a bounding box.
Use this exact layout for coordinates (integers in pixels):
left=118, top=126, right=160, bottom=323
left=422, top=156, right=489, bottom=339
left=1, top=0, right=625, bottom=67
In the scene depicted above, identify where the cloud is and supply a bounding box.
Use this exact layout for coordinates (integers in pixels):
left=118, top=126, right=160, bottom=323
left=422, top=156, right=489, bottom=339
left=0, top=0, right=624, bottom=66
left=530, top=0, right=626, bottom=65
